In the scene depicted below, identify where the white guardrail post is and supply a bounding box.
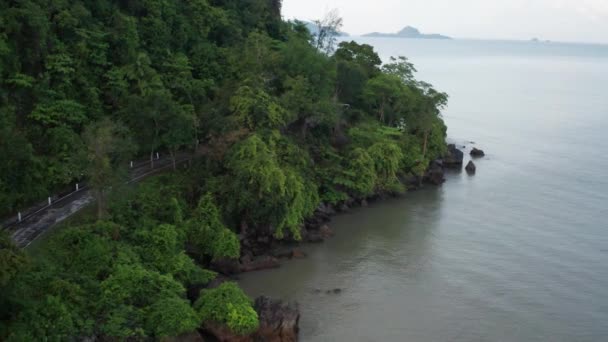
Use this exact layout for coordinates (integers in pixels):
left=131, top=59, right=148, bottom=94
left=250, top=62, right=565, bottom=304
left=48, top=197, right=52, bottom=205
left=18, top=212, right=21, bottom=222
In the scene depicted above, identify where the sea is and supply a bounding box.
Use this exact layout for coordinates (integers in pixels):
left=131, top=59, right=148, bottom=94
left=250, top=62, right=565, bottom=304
left=239, top=37, right=608, bottom=341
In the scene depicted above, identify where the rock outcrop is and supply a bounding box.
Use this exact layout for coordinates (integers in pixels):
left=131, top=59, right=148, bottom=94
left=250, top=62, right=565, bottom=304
left=423, top=159, right=445, bottom=185
left=252, top=296, right=300, bottom=342
left=470, top=147, right=485, bottom=157
left=443, top=144, right=464, bottom=168
left=204, top=297, right=299, bottom=342
left=240, top=256, right=280, bottom=273
left=465, top=160, right=476, bottom=174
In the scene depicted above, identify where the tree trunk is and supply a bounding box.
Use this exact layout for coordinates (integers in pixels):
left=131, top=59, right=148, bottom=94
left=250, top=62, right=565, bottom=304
left=170, top=150, right=177, bottom=171
left=422, top=130, right=429, bottom=157
left=96, top=189, right=104, bottom=220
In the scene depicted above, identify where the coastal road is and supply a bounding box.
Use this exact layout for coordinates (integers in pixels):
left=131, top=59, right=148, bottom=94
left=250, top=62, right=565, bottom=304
left=3, top=153, right=193, bottom=248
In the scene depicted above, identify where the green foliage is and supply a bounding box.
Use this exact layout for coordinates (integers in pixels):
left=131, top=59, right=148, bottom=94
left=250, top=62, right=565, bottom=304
left=343, top=148, right=377, bottom=197
left=146, top=297, right=200, bottom=338
left=0, top=231, right=27, bottom=287
left=195, top=282, right=259, bottom=335
left=226, top=134, right=318, bottom=239
left=187, top=193, right=240, bottom=260
left=0, top=1, right=450, bottom=339
left=368, top=141, right=406, bottom=193
left=231, top=85, right=289, bottom=130
left=82, top=118, right=135, bottom=218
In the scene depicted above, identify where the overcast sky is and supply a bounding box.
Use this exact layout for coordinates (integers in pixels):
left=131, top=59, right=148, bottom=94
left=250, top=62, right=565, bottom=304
left=282, top=0, right=608, bottom=44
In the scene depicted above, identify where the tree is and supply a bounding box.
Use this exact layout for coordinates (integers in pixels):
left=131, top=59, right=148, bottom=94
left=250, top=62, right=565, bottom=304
left=225, top=134, right=318, bottom=239
left=0, top=231, right=27, bottom=288
left=382, top=56, right=417, bottom=84
left=230, top=86, right=289, bottom=130
left=82, top=118, right=135, bottom=219
left=146, top=297, right=200, bottom=338
left=195, top=282, right=259, bottom=335
left=162, top=106, right=196, bottom=170
left=187, top=193, right=240, bottom=260
left=362, top=74, right=405, bottom=124
left=312, top=9, right=343, bottom=54
left=406, top=82, right=448, bottom=157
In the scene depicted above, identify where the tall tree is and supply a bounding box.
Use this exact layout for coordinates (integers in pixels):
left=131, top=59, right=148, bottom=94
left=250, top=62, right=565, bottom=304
left=82, top=118, right=135, bottom=219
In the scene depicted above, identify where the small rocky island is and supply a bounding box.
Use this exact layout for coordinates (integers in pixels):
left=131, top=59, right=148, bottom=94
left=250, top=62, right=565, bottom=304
left=363, top=26, right=451, bottom=39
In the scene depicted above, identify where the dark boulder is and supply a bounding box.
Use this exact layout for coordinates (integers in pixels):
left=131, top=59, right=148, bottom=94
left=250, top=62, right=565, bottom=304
left=252, top=296, right=300, bottom=342
left=319, top=225, right=334, bottom=239
left=306, top=231, right=324, bottom=243
left=423, top=159, right=445, bottom=185
left=465, top=160, right=477, bottom=174
left=240, top=256, right=280, bottom=273
left=210, top=258, right=241, bottom=275
left=470, top=147, right=485, bottom=157
left=443, top=144, right=464, bottom=168
left=291, top=248, right=306, bottom=259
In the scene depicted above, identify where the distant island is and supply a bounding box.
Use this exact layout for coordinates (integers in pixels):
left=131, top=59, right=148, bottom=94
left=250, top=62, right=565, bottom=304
left=531, top=38, right=551, bottom=43
left=363, top=26, right=451, bottom=40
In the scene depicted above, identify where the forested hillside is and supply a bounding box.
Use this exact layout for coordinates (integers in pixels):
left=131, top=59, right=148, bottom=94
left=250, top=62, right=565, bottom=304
left=0, top=0, right=448, bottom=340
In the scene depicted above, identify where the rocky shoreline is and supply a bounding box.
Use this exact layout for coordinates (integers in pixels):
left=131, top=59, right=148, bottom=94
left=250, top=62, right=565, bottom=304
left=198, top=144, right=470, bottom=341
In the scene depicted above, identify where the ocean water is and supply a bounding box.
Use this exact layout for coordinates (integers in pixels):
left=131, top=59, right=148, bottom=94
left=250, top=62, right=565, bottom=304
left=238, top=38, right=608, bottom=341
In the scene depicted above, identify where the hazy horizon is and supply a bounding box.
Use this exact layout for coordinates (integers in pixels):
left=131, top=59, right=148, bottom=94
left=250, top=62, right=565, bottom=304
left=282, top=0, right=608, bottom=44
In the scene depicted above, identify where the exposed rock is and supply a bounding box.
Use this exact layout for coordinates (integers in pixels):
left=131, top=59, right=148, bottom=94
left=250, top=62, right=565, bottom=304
left=443, top=144, right=464, bottom=168
left=470, top=147, right=485, bottom=157
left=316, top=202, right=336, bottom=216
left=291, top=248, right=306, bottom=259
left=240, top=256, right=280, bottom=273
left=339, top=203, right=349, bottom=212
left=168, top=331, right=206, bottom=342
left=305, top=204, right=333, bottom=229
left=306, top=231, right=324, bottom=243
left=423, top=159, right=445, bottom=185
left=319, top=225, right=334, bottom=239
left=466, top=160, right=476, bottom=174
left=253, top=296, right=300, bottom=342
left=210, top=258, right=241, bottom=275
left=202, top=323, right=250, bottom=342
left=361, top=199, right=369, bottom=207
left=325, top=288, right=343, bottom=294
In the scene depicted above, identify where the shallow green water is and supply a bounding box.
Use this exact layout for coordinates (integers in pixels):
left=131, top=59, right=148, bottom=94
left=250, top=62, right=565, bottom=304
left=238, top=38, right=608, bottom=341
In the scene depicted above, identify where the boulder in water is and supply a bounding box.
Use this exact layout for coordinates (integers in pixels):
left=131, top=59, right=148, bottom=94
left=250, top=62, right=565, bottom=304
left=470, top=147, right=485, bottom=157
left=466, top=160, right=477, bottom=174
left=443, top=144, right=464, bottom=168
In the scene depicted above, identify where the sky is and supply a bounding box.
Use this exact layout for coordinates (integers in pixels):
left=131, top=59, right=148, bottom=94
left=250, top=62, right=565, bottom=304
left=281, top=0, right=608, bottom=44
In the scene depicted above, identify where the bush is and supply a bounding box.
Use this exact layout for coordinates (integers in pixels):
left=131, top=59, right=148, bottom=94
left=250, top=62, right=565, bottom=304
left=195, top=282, right=259, bottom=335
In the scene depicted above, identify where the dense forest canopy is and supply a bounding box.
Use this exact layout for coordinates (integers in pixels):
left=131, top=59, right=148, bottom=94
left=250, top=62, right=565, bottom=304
left=0, top=0, right=448, bottom=339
